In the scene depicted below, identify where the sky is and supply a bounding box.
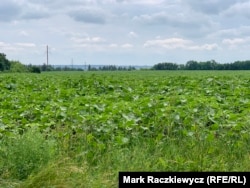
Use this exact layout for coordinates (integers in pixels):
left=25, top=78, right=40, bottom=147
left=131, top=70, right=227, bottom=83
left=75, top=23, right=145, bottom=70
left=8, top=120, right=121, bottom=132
left=1, top=0, right=250, bottom=66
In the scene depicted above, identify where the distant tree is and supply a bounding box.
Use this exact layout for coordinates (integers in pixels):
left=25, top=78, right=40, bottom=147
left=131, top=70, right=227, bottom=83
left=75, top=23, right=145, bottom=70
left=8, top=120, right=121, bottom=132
left=0, top=53, right=11, bottom=71
left=128, top=66, right=136, bottom=71
left=10, top=60, right=28, bottom=72
left=186, top=60, right=199, bottom=70
left=178, top=64, right=186, bottom=70
left=31, top=66, right=41, bottom=73
left=26, top=64, right=41, bottom=73
left=198, top=60, right=218, bottom=70
left=153, top=62, right=178, bottom=70
left=41, top=63, right=54, bottom=71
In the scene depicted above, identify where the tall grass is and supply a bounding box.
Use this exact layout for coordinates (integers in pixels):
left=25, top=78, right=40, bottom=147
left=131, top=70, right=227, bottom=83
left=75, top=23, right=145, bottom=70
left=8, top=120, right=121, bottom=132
left=0, top=131, right=245, bottom=187
left=0, top=128, right=55, bottom=180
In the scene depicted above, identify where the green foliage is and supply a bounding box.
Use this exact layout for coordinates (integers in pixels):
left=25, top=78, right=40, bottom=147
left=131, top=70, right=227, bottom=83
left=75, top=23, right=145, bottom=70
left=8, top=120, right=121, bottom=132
left=10, top=61, right=28, bottom=72
left=0, top=128, right=55, bottom=180
left=29, top=65, right=41, bottom=73
left=0, top=53, right=42, bottom=73
left=19, top=156, right=119, bottom=188
left=153, top=62, right=178, bottom=70
left=0, top=53, right=11, bottom=71
left=0, top=71, right=250, bottom=144
left=0, top=71, right=250, bottom=187
left=154, top=59, right=250, bottom=70
left=18, top=136, right=250, bottom=187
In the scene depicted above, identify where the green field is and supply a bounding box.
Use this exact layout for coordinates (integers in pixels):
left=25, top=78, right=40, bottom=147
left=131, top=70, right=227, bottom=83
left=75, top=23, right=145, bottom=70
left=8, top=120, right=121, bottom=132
left=0, top=71, right=250, bottom=187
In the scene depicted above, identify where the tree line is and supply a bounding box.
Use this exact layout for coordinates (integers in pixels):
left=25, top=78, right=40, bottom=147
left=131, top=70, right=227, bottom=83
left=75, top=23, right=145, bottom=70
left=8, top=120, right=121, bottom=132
left=153, top=60, right=250, bottom=70
left=0, top=53, right=137, bottom=72
left=0, top=53, right=139, bottom=73
left=87, top=65, right=136, bottom=71
left=3, top=52, right=250, bottom=72
left=39, top=64, right=136, bottom=71
left=0, top=53, right=42, bottom=73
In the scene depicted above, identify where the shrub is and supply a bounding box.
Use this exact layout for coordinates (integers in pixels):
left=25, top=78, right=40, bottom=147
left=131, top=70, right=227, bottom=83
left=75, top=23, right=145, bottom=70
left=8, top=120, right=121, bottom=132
left=0, top=129, right=56, bottom=180
left=30, top=66, right=41, bottom=73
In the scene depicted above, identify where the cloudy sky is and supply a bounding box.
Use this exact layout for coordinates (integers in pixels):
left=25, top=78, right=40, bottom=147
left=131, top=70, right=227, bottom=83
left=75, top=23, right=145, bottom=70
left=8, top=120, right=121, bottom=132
left=1, top=0, right=250, bottom=66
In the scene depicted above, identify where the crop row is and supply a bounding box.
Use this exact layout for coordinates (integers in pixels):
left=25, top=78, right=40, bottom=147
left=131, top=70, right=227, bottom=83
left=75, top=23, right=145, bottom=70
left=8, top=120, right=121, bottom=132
left=0, top=72, right=249, bottom=146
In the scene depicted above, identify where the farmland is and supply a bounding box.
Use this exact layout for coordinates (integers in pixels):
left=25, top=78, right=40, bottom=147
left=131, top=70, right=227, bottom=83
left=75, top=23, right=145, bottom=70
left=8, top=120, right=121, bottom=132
left=0, top=71, right=250, bottom=187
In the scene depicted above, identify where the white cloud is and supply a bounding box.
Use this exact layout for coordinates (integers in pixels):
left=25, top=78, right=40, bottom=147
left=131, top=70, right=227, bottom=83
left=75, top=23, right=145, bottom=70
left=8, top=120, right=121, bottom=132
left=144, top=38, right=192, bottom=49
left=0, top=41, right=10, bottom=47
left=68, top=7, right=108, bottom=24
left=128, top=31, right=138, bottom=38
left=109, top=43, right=118, bottom=48
left=185, top=0, right=237, bottom=15
left=121, top=43, right=133, bottom=48
left=132, top=9, right=215, bottom=39
left=1, top=0, right=250, bottom=65
left=222, top=37, right=250, bottom=49
left=19, top=30, right=29, bottom=37
left=208, top=26, right=250, bottom=39
left=133, top=12, right=170, bottom=24
left=15, top=43, right=36, bottom=47
left=222, top=38, right=245, bottom=45
left=117, top=0, right=164, bottom=5
left=144, top=37, right=219, bottom=51
left=0, top=42, right=25, bottom=52
left=72, top=36, right=106, bottom=44
left=223, top=1, right=250, bottom=18
left=70, top=35, right=107, bottom=51
left=188, top=43, right=219, bottom=51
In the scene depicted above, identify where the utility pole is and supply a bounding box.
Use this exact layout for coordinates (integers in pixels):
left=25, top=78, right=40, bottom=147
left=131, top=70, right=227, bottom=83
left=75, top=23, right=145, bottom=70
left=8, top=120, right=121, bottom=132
left=46, top=45, right=49, bottom=66
left=71, top=58, right=74, bottom=70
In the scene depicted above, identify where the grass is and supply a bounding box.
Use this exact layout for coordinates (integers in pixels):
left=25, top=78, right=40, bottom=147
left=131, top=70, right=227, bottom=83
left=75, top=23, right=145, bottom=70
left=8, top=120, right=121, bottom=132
left=1, top=129, right=249, bottom=188
left=14, top=135, right=250, bottom=188
left=0, top=128, right=55, bottom=180
left=0, top=70, right=250, bottom=187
